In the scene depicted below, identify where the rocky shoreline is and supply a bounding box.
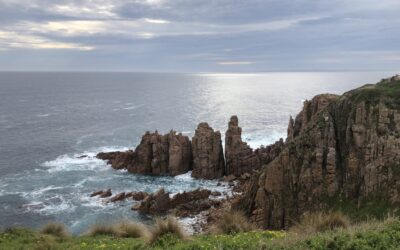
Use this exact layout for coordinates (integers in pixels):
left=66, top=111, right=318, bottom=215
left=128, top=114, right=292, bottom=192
left=93, top=75, right=400, bottom=233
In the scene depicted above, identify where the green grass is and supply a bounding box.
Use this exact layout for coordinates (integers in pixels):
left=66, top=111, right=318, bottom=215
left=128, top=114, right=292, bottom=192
left=322, top=195, right=400, bottom=221
left=1, top=218, right=400, bottom=249
left=348, top=80, right=400, bottom=107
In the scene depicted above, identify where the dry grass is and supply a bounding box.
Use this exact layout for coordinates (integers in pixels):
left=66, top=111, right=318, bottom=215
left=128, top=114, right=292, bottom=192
left=148, top=216, right=188, bottom=244
left=39, top=222, right=70, bottom=238
left=211, top=210, right=256, bottom=235
left=290, top=211, right=350, bottom=235
left=113, top=221, right=149, bottom=238
left=85, top=224, right=118, bottom=237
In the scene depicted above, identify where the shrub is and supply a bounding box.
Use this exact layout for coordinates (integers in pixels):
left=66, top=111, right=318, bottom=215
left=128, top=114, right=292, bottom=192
left=39, top=222, right=70, bottom=238
left=113, top=221, right=149, bottom=238
left=211, top=210, right=256, bottom=235
left=148, top=216, right=187, bottom=244
left=291, top=211, right=350, bottom=235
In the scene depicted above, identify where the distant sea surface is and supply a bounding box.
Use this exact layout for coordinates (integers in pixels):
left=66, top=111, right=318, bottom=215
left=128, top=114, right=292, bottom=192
left=0, top=71, right=395, bottom=233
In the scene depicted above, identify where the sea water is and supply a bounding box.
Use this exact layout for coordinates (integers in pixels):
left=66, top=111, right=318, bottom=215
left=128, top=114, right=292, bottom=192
left=0, top=71, right=395, bottom=233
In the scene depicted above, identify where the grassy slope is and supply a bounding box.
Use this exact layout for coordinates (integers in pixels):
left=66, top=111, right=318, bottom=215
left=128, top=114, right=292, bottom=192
left=1, top=219, right=400, bottom=250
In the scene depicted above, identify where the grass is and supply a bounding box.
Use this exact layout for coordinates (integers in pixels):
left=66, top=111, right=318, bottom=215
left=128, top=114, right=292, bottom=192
left=211, top=210, right=256, bottom=235
left=39, top=222, right=70, bottom=239
left=290, top=211, right=350, bottom=235
left=85, top=220, right=149, bottom=239
left=1, top=215, right=400, bottom=249
left=148, top=216, right=188, bottom=245
left=113, top=221, right=149, bottom=238
left=323, top=195, right=400, bottom=221
left=348, top=79, right=400, bottom=107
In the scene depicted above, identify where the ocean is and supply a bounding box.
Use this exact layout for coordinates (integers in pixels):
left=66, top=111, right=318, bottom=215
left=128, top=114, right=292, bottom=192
left=0, top=71, right=394, bottom=233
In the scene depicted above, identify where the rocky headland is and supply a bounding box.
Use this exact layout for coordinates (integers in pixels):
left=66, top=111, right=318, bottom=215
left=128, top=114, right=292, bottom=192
left=95, top=76, right=400, bottom=232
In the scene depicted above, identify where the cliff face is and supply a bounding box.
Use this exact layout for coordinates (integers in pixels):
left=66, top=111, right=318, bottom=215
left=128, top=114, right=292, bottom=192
left=237, top=78, right=400, bottom=229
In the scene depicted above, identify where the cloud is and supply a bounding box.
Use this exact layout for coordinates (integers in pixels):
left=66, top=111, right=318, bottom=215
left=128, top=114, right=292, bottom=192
left=0, top=0, right=399, bottom=71
left=218, top=61, right=254, bottom=65
left=0, top=30, right=93, bottom=50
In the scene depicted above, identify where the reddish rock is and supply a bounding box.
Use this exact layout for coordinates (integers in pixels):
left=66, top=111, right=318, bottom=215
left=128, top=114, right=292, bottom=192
left=110, top=192, right=126, bottom=202
left=223, top=174, right=236, bottom=182
left=191, top=123, right=225, bottom=179
left=126, top=191, right=149, bottom=201
left=211, top=191, right=222, bottom=196
left=237, top=82, right=400, bottom=229
left=133, top=188, right=212, bottom=216
left=97, top=131, right=192, bottom=176
left=133, top=188, right=171, bottom=214
left=225, top=116, right=261, bottom=176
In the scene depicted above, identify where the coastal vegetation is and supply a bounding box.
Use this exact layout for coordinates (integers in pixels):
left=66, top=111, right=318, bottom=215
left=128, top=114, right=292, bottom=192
left=1, top=213, right=400, bottom=249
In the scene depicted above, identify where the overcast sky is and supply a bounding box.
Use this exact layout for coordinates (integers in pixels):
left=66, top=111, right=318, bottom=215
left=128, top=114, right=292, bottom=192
left=0, top=0, right=399, bottom=72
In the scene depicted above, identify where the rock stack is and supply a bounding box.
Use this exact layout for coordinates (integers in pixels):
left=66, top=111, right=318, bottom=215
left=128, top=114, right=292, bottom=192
left=191, top=123, right=225, bottom=179
left=98, top=130, right=192, bottom=176
left=225, top=116, right=261, bottom=176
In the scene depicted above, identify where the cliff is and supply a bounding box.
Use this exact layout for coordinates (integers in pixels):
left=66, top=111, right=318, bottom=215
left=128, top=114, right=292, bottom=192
left=236, top=77, right=400, bottom=229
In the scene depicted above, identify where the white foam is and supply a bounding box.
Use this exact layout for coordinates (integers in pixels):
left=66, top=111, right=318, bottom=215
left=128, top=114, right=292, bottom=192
left=174, top=171, right=193, bottom=181
left=41, top=146, right=130, bottom=173
left=42, top=154, right=108, bottom=173
left=29, top=185, right=64, bottom=198
left=39, top=197, right=76, bottom=215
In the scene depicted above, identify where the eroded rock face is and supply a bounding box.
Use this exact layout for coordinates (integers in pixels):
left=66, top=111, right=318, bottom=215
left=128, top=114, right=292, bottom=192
left=191, top=123, right=225, bottom=179
left=225, top=116, right=261, bottom=176
left=133, top=188, right=212, bottom=216
left=237, top=82, right=400, bottom=229
left=97, top=131, right=192, bottom=176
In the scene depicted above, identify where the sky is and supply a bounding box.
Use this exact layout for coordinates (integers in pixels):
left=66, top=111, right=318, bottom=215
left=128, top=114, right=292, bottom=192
left=0, top=0, right=399, bottom=72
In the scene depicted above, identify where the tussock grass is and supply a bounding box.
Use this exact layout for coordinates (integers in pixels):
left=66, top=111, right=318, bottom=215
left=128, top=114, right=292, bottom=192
left=113, top=221, right=149, bottom=238
left=148, top=216, right=188, bottom=244
left=211, top=210, right=256, bottom=235
left=290, top=211, right=350, bottom=235
left=39, top=222, right=70, bottom=238
left=85, top=224, right=118, bottom=237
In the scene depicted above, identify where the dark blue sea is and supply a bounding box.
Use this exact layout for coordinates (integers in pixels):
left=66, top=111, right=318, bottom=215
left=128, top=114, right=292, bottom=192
left=0, top=71, right=394, bottom=233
